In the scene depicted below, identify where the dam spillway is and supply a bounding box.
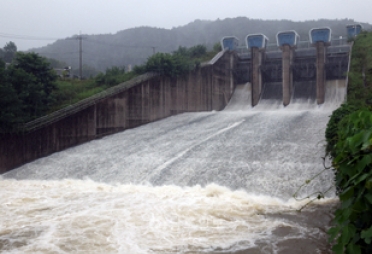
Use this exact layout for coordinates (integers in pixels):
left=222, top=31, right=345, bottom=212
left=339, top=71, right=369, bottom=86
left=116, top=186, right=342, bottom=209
left=3, top=107, right=334, bottom=197
left=0, top=82, right=345, bottom=253
left=230, top=27, right=351, bottom=107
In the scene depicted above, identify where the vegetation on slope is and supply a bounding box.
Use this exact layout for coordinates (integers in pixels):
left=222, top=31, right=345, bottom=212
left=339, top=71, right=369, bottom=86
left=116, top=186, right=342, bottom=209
left=325, top=31, right=372, bottom=253
left=326, top=31, right=372, bottom=153
left=133, top=44, right=210, bottom=77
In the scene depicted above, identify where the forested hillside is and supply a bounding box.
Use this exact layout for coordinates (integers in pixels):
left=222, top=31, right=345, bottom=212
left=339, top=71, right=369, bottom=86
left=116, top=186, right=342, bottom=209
left=30, top=17, right=371, bottom=76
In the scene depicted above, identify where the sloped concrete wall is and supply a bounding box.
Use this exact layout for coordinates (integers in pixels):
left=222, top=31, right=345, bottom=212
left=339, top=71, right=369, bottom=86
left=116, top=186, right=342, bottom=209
left=0, top=51, right=236, bottom=173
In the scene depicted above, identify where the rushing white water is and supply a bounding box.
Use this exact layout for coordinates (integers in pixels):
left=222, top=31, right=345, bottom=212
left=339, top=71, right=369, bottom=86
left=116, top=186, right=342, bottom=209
left=1, top=81, right=346, bottom=253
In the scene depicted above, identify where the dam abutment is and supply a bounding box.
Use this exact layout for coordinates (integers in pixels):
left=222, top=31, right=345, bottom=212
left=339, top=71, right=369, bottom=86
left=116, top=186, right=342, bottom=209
left=315, top=41, right=326, bottom=104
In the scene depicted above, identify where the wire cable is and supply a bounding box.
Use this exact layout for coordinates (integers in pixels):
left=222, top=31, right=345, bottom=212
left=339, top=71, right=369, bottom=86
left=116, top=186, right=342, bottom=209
left=0, top=32, right=64, bottom=41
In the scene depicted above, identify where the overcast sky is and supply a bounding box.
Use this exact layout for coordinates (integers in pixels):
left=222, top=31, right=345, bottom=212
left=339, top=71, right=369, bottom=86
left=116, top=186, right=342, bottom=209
left=0, top=0, right=370, bottom=50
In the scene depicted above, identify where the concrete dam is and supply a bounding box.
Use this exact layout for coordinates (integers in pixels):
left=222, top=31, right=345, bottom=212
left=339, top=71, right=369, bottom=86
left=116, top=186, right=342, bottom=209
left=0, top=27, right=353, bottom=173
left=0, top=26, right=359, bottom=253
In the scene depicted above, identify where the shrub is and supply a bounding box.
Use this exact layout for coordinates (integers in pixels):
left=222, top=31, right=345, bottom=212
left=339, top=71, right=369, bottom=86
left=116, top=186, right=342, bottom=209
left=325, top=103, right=360, bottom=157
left=328, top=110, right=372, bottom=253
left=326, top=31, right=372, bottom=253
left=133, top=44, right=210, bottom=77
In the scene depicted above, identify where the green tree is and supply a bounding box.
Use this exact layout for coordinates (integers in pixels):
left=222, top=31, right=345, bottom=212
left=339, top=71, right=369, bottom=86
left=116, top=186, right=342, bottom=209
left=0, top=48, right=4, bottom=59
left=173, top=44, right=207, bottom=58
left=328, top=110, right=372, bottom=254
left=132, top=64, right=147, bottom=75
left=145, top=53, right=175, bottom=76
left=213, top=42, right=222, bottom=52
left=325, top=103, right=360, bottom=156
left=3, top=41, right=17, bottom=63
left=173, top=46, right=190, bottom=57
left=1, top=52, right=58, bottom=128
left=95, top=66, right=126, bottom=86
left=46, top=57, right=69, bottom=69
left=145, top=52, right=193, bottom=77
left=0, top=59, right=23, bottom=131
left=347, top=32, right=372, bottom=105
left=133, top=44, right=210, bottom=77
left=188, top=44, right=207, bottom=58
left=80, top=64, right=100, bottom=78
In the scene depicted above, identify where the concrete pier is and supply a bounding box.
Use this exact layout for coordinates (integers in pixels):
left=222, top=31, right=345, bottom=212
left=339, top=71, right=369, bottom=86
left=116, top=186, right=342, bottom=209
left=246, top=34, right=268, bottom=106
left=316, top=41, right=326, bottom=104
left=276, top=30, right=299, bottom=106
left=251, top=47, right=263, bottom=106
left=309, top=27, right=332, bottom=105
left=282, top=45, right=294, bottom=106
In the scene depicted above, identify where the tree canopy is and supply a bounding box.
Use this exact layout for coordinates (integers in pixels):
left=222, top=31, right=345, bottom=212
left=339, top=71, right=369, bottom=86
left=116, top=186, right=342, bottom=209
left=0, top=51, right=57, bottom=132
left=2, top=41, right=17, bottom=63
left=133, top=44, right=208, bottom=77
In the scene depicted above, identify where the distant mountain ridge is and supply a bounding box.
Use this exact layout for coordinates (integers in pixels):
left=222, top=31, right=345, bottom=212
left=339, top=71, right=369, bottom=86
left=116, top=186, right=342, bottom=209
left=30, top=17, right=371, bottom=76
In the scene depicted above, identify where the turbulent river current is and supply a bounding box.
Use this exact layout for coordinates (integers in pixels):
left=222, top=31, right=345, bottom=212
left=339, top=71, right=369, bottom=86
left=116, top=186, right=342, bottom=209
left=1, top=82, right=346, bottom=253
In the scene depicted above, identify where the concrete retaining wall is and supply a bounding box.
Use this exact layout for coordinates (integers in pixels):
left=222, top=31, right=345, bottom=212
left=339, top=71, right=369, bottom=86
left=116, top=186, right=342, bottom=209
left=0, top=51, right=237, bottom=173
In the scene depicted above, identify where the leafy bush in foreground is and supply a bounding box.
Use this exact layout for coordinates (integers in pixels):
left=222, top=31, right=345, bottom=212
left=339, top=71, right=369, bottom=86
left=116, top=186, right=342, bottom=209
left=325, top=103, right=360, bottom=157
left=328, top=110, right=372, bottom=253
left=0, top=52, right=57, bottom=131
left=325, top=31, right=372, bottom=253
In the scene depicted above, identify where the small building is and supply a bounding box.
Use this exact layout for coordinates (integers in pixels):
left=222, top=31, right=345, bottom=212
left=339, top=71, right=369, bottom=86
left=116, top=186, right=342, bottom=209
left=54, top=66, right=72, bottom=79
left=347, top=24, right=363, bottom=39
left=245, top=34, right=269, bottom=50
left=220, top=36, right=239, bottom=51
left=276, top=30, right=300, bottom=48
left=309, top=27, right=332, bottom=45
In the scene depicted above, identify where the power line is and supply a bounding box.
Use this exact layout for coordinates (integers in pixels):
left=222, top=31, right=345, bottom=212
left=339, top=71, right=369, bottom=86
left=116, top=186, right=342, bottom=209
left=0, top=32, right=159, bottom=51
left=1, top=31, right=158, bottom=75
left=0, top=32, right=63, bottom=41
left=85, top=38, right=156, bottom=51
left=36, top=51, right=79, bottom=55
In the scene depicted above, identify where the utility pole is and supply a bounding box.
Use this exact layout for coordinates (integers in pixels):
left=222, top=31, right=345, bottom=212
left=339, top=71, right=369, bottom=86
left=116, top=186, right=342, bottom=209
left=152, top=46, right=156, bottom=55
left=79, top=31, right=83, bottom=80
left=75, top=31, right=86, bottom=80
